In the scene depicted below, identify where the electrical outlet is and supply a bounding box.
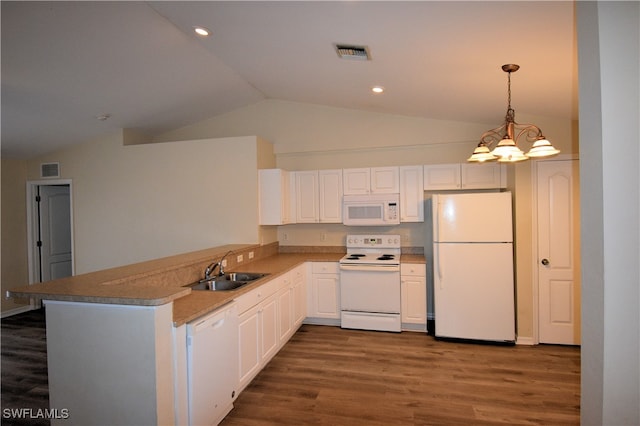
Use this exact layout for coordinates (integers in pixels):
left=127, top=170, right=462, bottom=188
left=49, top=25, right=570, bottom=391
left=320, top=233, right=327, bottom=242
left=237, top=254, right=244, bottom=263
left=221, top=259, right=227, bottom=268
left=283, top=233, right=288, bottom=241
left=248, top=251, right=254, bottom=259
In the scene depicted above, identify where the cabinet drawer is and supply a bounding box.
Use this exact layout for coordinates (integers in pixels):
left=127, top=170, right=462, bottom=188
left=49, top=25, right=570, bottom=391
left=235, top=278, right=280, bottom=314
left=312, top=262, right=339, bottom=274
left=401, top=263, right=425, bottom=277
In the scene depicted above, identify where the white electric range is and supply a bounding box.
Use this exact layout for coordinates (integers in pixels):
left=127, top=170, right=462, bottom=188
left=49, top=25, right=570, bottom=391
left=339, top=234, right=401, bottom=332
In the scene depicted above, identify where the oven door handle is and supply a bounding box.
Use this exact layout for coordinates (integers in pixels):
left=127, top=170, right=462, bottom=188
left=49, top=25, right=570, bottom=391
left=339, top=264, right=400, bottom=272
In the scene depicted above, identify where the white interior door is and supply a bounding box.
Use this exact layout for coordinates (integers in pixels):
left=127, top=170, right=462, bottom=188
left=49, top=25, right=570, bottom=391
left=39, top=185, right=72, bottom=281
left=536, top=159, right=581, bottom=345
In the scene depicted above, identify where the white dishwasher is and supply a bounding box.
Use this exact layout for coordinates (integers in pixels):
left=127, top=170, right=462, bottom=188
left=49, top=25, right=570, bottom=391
left=187, top=301, right=239, bottom=426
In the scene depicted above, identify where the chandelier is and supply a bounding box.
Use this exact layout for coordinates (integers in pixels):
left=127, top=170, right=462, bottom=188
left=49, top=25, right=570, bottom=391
left=468, top=64, right=560, bottom=163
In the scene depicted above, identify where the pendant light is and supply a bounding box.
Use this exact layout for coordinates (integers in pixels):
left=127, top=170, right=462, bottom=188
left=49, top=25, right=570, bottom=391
left=468, top=64, right=560, bottom=163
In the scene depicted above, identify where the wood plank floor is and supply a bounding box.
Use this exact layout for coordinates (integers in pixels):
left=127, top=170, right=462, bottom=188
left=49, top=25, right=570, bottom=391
left=222, top=325, right=580, bottom=425
left=1, top=311, right=580, bottom=425
left=1, top=309, right=50, bottom=426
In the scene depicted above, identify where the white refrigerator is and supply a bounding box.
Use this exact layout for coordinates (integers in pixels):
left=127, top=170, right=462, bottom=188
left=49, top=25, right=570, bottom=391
left=432, top=192, right=515, bottom=342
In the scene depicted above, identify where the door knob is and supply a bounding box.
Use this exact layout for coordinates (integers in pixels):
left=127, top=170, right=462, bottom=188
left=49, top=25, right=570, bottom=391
left=541, top=258, right=550, bottom=266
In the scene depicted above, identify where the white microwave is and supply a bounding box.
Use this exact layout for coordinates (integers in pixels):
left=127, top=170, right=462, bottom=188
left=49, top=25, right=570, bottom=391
left=342, top=194, right=400, bottom=226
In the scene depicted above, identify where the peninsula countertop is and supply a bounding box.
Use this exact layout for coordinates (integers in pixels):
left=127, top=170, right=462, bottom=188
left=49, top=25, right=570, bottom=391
left=6, top=244, right=258, bottom=307
left=7, top=246, right=425, bottom=326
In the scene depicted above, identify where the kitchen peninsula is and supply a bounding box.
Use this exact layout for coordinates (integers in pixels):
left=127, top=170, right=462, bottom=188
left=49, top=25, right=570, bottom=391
left=8, top=243, right=421, bottom=425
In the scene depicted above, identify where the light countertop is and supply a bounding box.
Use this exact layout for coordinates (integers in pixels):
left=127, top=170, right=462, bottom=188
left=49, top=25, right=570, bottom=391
left=8, top=246, right=425, bottom=326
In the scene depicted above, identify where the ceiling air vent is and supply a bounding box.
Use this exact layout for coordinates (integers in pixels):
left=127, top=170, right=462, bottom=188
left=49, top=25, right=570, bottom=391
left=40, top=162, right=60, bottom=178
left=335, top=44, right=371, bottom=60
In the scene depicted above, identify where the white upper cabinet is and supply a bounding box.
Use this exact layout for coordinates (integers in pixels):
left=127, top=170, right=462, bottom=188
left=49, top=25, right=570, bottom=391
left=423, top=163, right=505, bottom=190
left=423, top=164, right=461, bottom=190
left=343, top=167, right=399, bottom=195
left=295, top=170, right=343, bottom=223
left=342, top=168, right=370, bottom=195
left=399, top=165, right=424, bottom=222
left=460, top=163, right=506, bottom=189
left=318, top=169, right=343, bottom=223
left=259, top=169, right=295, bottom=225
left=295, top=171, right=320, bottom=223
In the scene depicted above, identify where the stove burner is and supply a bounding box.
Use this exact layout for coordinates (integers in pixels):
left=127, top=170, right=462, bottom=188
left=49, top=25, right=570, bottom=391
left=377, top=255, right=395, bottom=261
left=346, top=256, right=362, bottom=260
left=350, top=254, right=366, bottom=257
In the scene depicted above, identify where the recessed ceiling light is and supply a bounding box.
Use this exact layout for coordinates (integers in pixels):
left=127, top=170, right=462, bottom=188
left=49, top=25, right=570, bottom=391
left=371, top=86, right=384, bottom=94
left=194, top=26, right=210, bottom=37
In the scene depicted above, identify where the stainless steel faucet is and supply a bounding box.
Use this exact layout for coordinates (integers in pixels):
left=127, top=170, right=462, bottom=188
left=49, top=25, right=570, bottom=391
left=203, top=250, right=233, bottom=279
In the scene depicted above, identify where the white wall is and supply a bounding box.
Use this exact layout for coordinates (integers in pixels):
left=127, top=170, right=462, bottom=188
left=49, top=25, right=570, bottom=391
left=156, top=98, right=577, bottom=341
left=27, top=132, right=273, bottom=274
left=157, top=99, right=576, bottom=171
left=1, top=159, right=30, bottom=312
left=577, top=2, right=640, bottom=425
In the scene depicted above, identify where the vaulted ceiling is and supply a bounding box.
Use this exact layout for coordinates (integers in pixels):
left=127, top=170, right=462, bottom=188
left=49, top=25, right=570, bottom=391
left=1, top=1, right=576, bottom=159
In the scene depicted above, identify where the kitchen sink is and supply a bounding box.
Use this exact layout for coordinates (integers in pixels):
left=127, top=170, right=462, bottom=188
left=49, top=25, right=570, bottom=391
left=185, top=272, right=269, bottom=291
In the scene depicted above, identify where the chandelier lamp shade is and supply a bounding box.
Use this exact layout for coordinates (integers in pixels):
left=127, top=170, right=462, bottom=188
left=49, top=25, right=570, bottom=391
left=468, top=64, right=560, bottom=163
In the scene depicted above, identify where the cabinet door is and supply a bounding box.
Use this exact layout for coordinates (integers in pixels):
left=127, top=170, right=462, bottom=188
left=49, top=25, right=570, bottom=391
left=319, top=169, right=343, bottom=223
left=276, top=272, right=293, bottom=345
left=461, top=163, right=505, bottom=189
left=238, top=305, right=261, bottom=391
left=399, top=165, right=424, bottom=222
left=292, top=265, right=307, bottom=327
left=343, top=168, right=371, bottom=195
left=295, top=171, right=319, bottom=223
left=401, top=276, right=427, bottom=325
left=310, top=274, right=340, bottom=319
left=260, top=295, right=279, bottom=364
left=277, top=286, right=293, bottom=345
left=401, top=264, right=427, bottom=328
left=371, top=166, right=400, bottom=193
left=423, top=164, right=461, bottom=190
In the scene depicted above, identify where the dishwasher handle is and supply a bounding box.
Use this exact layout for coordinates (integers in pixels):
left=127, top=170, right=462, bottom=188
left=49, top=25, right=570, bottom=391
left=189, top=302, right=236, bottom=334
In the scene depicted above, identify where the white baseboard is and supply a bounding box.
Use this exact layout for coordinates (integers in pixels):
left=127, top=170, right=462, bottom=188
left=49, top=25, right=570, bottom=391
left=1, top=305, right=35, bottom=318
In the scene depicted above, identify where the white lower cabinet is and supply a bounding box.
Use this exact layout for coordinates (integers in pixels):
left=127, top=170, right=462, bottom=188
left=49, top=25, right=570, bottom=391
left=237, top=301, right=263, bottom=393
left=277, top=274, right=293, bottom=345
left=401, top=263, right=427, bottom=332
left=237, top=266, right=307, bottom=395
left=236, top=279, right=280, bottom=393
left=291, top=264, right=307, bottom=328
left=306, top=262, right=341, bottom=325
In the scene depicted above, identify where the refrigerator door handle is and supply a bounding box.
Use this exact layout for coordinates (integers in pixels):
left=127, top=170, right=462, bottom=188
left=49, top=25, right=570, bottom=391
left=435, top=244, right=443, bottom=288
left=433, top=195, right=440, bottom=243
left=433, top=196, right=443, bottom=288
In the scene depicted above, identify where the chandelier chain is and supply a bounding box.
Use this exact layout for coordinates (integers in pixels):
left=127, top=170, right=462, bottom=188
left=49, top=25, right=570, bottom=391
left=507, top=71, right=512, bottom=110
